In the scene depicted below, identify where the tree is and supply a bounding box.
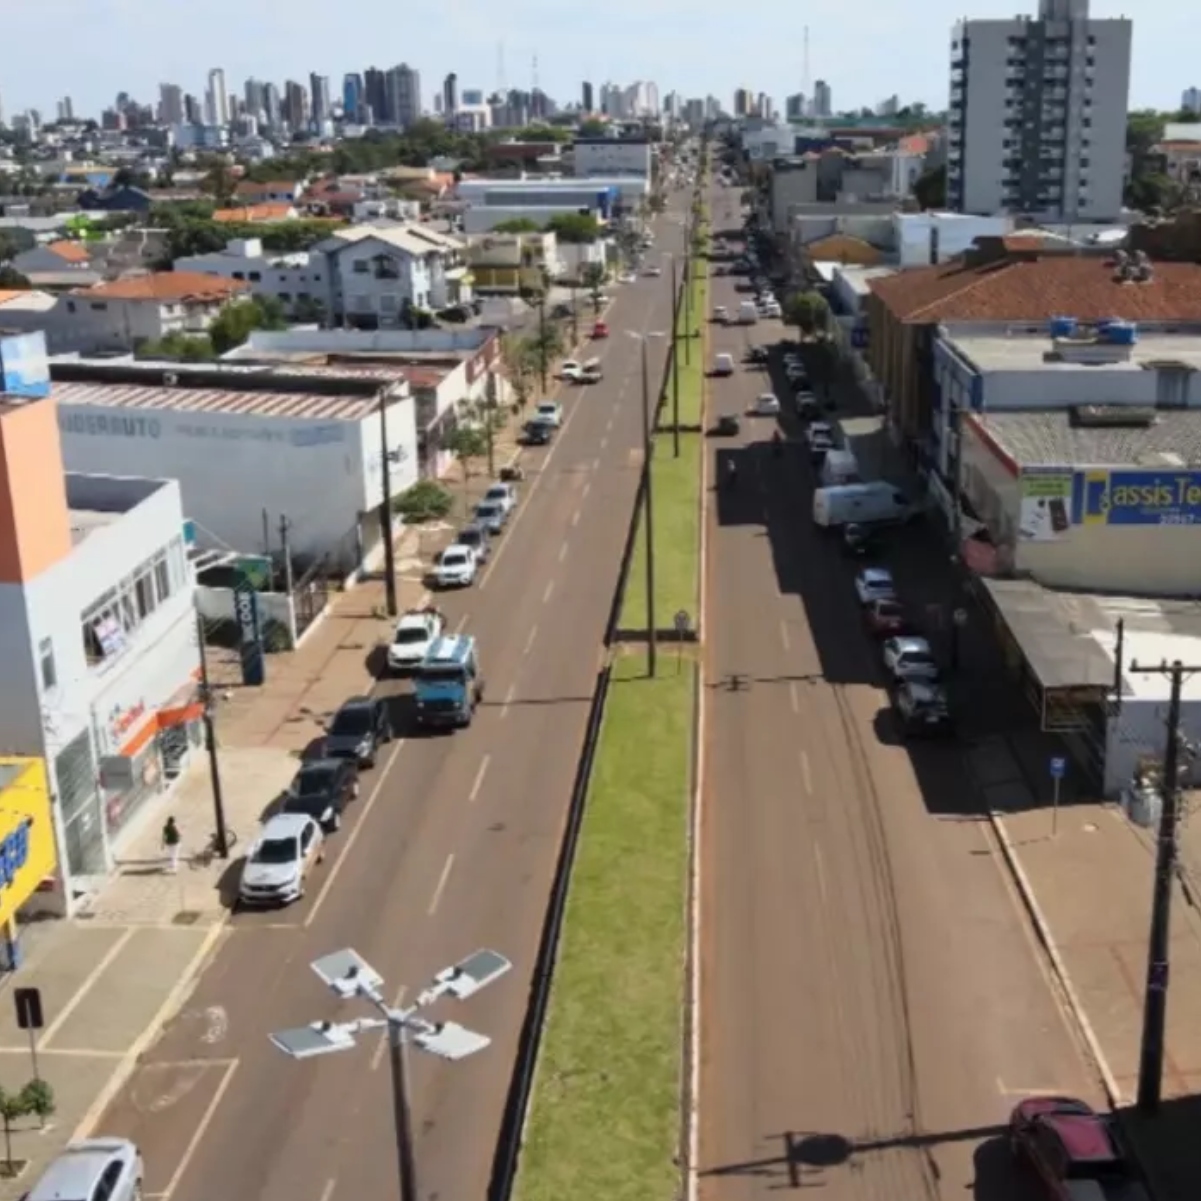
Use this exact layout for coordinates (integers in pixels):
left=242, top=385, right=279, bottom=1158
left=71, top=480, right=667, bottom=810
left=0, top=233, right=18, bottom=263
left=441, top=421, right=490, bottom=511
left=578, top=119, right=607, bottom=138
left=0, top=267, right=30, bottom=290
left=292, top=295, right=326, bottom=325
left=492, top=218, right=541, bottom=234
left=784, top=291, right=830, bottom=337
left=501, top=335, right=539, bottom=412
left=546, top=212, right=601, bottom=244
left=0, top=1079, right=50, bottom=1175
left=581, top=262, right=607, bottom=312
left=912, top=164, right=946, bottom=211
left=208, top=296, right=287, bottom=355
left=20, top=1080, right=53, bottom=1131
left=393, top=479, right=453, bottom=522
left=200, top=161, right=236, bottom=206
left=458, top=394, right=506, bottom=476
left=137, top=331, right=217, bottom=361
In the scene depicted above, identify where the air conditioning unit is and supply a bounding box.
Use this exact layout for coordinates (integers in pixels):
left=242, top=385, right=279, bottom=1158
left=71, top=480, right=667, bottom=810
left=162, top=372, right=179, bottom=387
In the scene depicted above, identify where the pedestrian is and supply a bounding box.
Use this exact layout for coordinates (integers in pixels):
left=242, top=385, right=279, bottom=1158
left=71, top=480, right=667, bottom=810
left=162, top=815, right=181, bottom=873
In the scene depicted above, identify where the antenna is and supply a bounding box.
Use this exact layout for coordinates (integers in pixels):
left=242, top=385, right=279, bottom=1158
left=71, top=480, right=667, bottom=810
left=802, top=25, right=811, bottom=103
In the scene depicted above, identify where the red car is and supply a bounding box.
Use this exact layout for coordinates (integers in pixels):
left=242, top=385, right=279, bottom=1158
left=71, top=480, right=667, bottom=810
left=591, top=320, right=609, bottom=339
left=1009, top=1096, right=1133, bottom=1200
left=864, top=598, right=907, bottom=637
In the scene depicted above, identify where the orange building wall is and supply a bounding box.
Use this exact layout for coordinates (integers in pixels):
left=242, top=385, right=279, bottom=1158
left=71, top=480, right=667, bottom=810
left=0, top=399, right=71, bottom=585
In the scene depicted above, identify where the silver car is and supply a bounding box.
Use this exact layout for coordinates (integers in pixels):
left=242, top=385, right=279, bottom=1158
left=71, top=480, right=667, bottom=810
left=239, top=813, right=324, bottom=907
left=27, top=1139, right=143, bottom=1201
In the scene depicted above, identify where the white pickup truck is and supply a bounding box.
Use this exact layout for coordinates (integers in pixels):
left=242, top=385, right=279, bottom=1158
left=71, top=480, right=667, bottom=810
left=387, top=608, right=446, bottom=673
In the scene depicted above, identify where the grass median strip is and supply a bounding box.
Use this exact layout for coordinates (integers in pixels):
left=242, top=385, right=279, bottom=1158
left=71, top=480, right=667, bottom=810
left=516, top=650, right=693, bottom=1201
left=667, top=265, right=708, bottom=428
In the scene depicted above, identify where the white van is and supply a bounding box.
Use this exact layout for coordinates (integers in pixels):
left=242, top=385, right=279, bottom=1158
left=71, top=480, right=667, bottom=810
left=738, top=301, right=758, bottom=324
left=819, top=449, right=860, bottom=487
left=812, top=482, right=916, bottom=528
left=712, top=353, right=735, bottom=377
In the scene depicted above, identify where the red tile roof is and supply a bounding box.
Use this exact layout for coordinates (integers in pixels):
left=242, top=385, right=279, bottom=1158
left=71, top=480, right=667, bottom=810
left=235, top=180, right=299, bottom=196
left=868, top=249, right=1201, bottom=324
left=212, top=203, right=296, bottom=223
left=47, top=240, right=91, bottom=263
left=79, top=272, right=251, bottom=302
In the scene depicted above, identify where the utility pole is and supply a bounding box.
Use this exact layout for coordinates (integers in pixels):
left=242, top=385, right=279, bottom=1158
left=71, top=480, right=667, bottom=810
left=378, top=392, right=398, bottom=617
left=279, top=515, right=295, bottom=597
left=483, top=376, right=497, bottom=477
left=640, top=338, right=657, bottom=677
left=1128, top=658, right=1199, bottom=1113
left=536, top=292, right=548, bottom=393
left=669, top=255, right=681, bottom=458
left=682, top=227, right=693, bottom=368
left=569, top=282, right=579, bottom=346
left=194, top=607, right=229, bottom=859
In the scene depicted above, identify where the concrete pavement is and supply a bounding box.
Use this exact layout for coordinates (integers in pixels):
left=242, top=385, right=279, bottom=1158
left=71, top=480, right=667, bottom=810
left=59, top=210, right=687, bottom=1201
left=695, top=191, right=1107, bottom=1201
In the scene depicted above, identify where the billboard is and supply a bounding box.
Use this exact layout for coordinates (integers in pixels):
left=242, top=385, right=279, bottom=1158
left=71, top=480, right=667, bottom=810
left=1018, top=470, right=1073, bottom=541
left=0, top=759, right=56, bottom=927
left=1076, top=470, right=1201, bottom=527
left=0, top=332, right=51, bottom=400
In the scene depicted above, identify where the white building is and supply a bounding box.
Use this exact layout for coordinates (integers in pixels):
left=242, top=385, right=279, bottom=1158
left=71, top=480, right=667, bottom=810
left=174, top=239, right=327, bottom=318
left=48, top=359, right=419, bottom=567
left=572, top=138, right=653, bottom=179
left=894, top=211, right=1014, bottom=267
left=455, top=175, right=650, bottom=216
left=947, top=0, right=1131, bottom=222
left=0, top=371, right=201, bottom=913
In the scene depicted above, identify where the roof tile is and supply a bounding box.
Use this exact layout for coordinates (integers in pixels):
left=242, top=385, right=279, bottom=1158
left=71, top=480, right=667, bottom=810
left=78, top=272, right=251, bottom=302
left=47, top=240, right=91, bottom=263
left=212, top=203, right=296, bottom=223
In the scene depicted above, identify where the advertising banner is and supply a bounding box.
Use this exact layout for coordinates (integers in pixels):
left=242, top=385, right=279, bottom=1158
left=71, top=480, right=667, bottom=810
left=1018, top=469, right=1074, bottom=541
left=234, top=581, right=266, bottom=687
left=1077, top=470, right=1201, bottom=527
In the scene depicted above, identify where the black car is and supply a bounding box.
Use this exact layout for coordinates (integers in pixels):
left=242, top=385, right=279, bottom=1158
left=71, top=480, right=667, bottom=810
left=521, top=419, right=554, bottom=446
left=745, top=347, right=768, bottom=365
left=281, top=758, right=359, bottom=832
left=456, top=521, right=492, bottom=563
left=714, top=414, right=741, bottom=436
left=842, top=522, right=879, bottom=556
left=324, top=696, right=393, bottom=767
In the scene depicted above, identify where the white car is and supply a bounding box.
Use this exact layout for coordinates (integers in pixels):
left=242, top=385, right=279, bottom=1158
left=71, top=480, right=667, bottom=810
left=713, top=305, right=729, bottom=323
left=435, top=544, right=478, bottom=589
left=535, top=401, right=563, bottom=428
left=882, top=636, right=941, bottom=683
left=559, top=360, right=582, bottom=381
left=618, top=272, right=636, bottom=284
left=28, top=1140, right=144, bottom=1201
left=643, top=265, right=662, bottom=277
left=483, top=481, right=517, bottom=516
left=855, top=567, right=897, bottom=606
left=752, top=393, right=781, bottom=416
left=239, top=813, right=325, bottom=907
left=763, top=303, right=782, bottom=319
left=785, top=362, right=808, bottom=381
left=806, top=421, right=834, bottom=447
left=387, top=608, right=445, bottom=672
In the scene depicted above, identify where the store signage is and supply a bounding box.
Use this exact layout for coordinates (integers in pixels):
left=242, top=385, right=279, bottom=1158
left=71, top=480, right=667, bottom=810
left=1077, top=469, right=1201, bottom=527
left=60, top=412, right=162, bottom=439
left=0, top=821, right=31, bottom=891
left=235, top=581, right=266, bottom=687
left=291, top=424, right=347, bottom=448
left=109, top=701, right=147, bottom=746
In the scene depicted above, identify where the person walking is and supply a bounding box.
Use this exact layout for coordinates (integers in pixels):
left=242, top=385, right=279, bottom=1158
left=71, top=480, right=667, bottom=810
left=162, top=815, right=181, bottom=873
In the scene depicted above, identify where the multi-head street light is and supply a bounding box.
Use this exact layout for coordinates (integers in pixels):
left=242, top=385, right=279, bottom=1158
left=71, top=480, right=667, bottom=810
left=270, top=947, right=511, bottom=1201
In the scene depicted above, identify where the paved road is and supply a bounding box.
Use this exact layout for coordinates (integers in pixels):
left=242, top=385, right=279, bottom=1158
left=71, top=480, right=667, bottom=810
left=696, top=188, right=1107, bottom=1201
left=95, top=215, right=686, bottom=1201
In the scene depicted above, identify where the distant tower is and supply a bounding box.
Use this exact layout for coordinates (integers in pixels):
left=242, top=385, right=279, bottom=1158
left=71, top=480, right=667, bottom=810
left=802, top=25, right=811, bottom=112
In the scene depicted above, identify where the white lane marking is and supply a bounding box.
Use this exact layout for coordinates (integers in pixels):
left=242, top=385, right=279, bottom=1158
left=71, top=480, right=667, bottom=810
left=606, top=416, right=614, bottom=432
left=39, top=928, right=136, bottom=1050
left=591, top=458, right=600, bottom=471
left=800, top=750, right=812, bottom=795
left=779, top=621, right=790, bottom=651
left=543, top=579, right=555, bottom=604
left=454, top=612, right=468, bottom=634
left=582, top=480, right=592, bottom=500
left=428, top=853, right=455, bottom=916
left=600, top=435, right=609, bottom=450
left=813, top=842, right=828, bottom=904
left=160, top=1059, right=240, bottom=1201
left=318, top=1180, right=337, bottom=1201
left=501, top=682, right=517, bottom=719
left=789, top=681, right=800, bottom=714
left=558, top=541, right=569, bottom=563
left=523, top=624, right=539, bottom=655
left=305, top=741, right=404, bottom=928
left=996, top=1079, right=1067, bottom=1097
left=469, top=754, right=491, bottom=802
left=572, top=509, right=581, bottom=527
left=370, top=986, right=408, bottom=1071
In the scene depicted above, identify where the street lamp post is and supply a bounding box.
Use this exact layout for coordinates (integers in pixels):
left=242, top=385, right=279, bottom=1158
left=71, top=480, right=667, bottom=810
left=270, top=948, right=511, bottom=1201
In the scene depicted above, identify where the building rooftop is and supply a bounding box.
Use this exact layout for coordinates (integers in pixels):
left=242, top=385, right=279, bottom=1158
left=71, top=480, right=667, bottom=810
left=944, top=328, right=1201, bottom=374
left=68, top=507, right=121, bottom=545
left=77, top=272, right=251, bottom=303
left=46, top=240, right=91, bottom=263
left=869, top=243, right=1201, bottom=324
left=212, top=203, right=296, bottom=223
left=969, top=408, right=1201, bottom=471
left=832, top=264, right=897, bottom=296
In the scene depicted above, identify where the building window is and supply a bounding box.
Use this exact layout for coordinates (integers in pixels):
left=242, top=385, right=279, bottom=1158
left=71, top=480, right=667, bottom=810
left=352, top=260, right=369, bottom=274
left=134, top=569, right=157, bottom=619
left=39, top=638, right=56, bottom=691
left=249, top=271, right=262, bottom=282
left=233, top=271, right=245, bottom=280
left=278, top=292, right=291, bottom=302
left=153, top=552, right=170, bottom=602
left=90, top=302, right=107, bottom=311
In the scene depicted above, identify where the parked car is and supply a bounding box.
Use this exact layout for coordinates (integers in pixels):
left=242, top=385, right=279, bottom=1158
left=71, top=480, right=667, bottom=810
left=455, top=521, right=492, bottom=563
left=281, top=757, right=359, bottom=832
left=713, top=305, right=729, bottom=323
left=714, top=414, right=741, bottom=436
left=746, top=346, right=768, bottom=365
left=387, top=607, right=446, bottom=673
left=796, top=392, right=820, bottom=420
left=521, top=419, right=554, bottom=446
left=27, top=1140, right=144, bottom=1201
left=483, top=481, right=517, bottom=515
left=591, top=320, right=610, bottom=339
left=558, top=359, right=582, bottom=381
left=534, top=401, right=563, bottom=428
left=324, top=695, right=393, bottom=767
left=892, top=681, right=954, bottom=738
left=435, top=543, right=479, bottom=588
left=864, top=597, right=908, bottom=638
left=474, top=499, right=507, bottom=536
left=618, top=272, right=636, bottom=284
left=882, top=636, right=941, bottom=684
left=751, top=392, right=781, bottom=416
left=842, top=522, right=879, bottom=556
left=855, top=567, right=897, bottom=605
left=239, top=813, right=325, bottom=907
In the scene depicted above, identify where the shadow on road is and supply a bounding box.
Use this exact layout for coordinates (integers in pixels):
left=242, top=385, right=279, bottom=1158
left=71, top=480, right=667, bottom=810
left=1115, top=1092, right=1201, bottom=1201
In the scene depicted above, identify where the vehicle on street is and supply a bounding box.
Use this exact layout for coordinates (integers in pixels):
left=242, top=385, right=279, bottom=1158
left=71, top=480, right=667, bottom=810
left=738, top=300, right=758, bottom=324
left=592, top=320, right=610, bottom=339
left=864, top=597, right=908, bottom=638
left=807, top=421, right=835, bottom=464
left=892, top=681, right=954, bottom=738
left=535, top=401, right=563, bottom=427
left=712, top=352, right=735, bottom=377
left=388, top=607, right=446, bottom=672
left=435, top=543, right=479, bottom=587
left=714, top=414, right=741, bottom=436
left=644, top=265, right=662, bottom=276
left=796, top=392, right=820, bottom=420
left=579, top=359, right=603, bottom=383
left=746, top=346, right=768, bottom=364
left=559, top=360, right=582, bottom=380
left=27, top=1140, right=144, bottom=1201
left=520, top=419, right=554, bottom=446
left=763, top=301, right=782, bottom=318
left=842, top=522, right=878, bottom=556
left=473, top=499, right=507, bottom=535
left=618, top=272, right=636, bottom=284
left=882, top=636, right=941, bottom=684
left=455, top=522, right=492, bottom=563
left=785, top=362, right=809, bottom=383
left=239, top=813, right=325, bottom=907
left=281, top=757, right=359, bottom=832
left=855, top=567, right=896, bottom=606
left=324, top=695, right=393, bottom=767
left=819, top=448, right=860, bottom=487
left=751, top=392, right=781, bottom=416
left=813, top=482, right=918, bottom=529
left=414, top=634, right=485, bottom=730
left=713, top=305, right=729, bottom=323
left=483, top=481, right=517, bottom=515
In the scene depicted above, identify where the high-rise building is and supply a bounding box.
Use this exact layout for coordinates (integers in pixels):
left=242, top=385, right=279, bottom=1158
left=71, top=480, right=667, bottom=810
left=461, top=88, right=484, bottom=107
left=813, top=79, right=832, bottom=117
left=283, top=80, right=309, bottom=129
left=733, top=88, right=752, bottom=117
left=384, top=64, right=421, bottom=128
left=1183, top=87, right=1201, bottom=115
left=158, top=83, right=184, bottom=125
left=243, top=78, right=264, bottom=121
left=310, top=73, right=331, bottom=126
left=364, top=68, right=387, bottom=123
left=56, top=97, right=74, bottom=122
left=205, top=68, right=229, bottom=126
left=184, top=93, right=202, bottom=125
left=948, top=0, right=1131, bottom=221
left=785, top=93, right=806, bottom=120
left=262, top=82, right=281, bottom=127
left=582, top=80, right=594, bottom=113
left=343, top=73, right=363, bottom=122
left=443, top=72, right=459, bottom=118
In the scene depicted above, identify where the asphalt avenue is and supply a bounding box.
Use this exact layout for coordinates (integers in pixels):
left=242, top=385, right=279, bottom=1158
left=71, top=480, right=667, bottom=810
left=695, top=186, right=1107, bottom=1201
left=94, top=210, right=686, bottom=1201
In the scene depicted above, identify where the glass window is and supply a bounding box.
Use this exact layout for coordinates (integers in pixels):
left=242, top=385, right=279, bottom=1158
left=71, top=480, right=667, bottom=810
left=119, top=590, right=138, bottom=632
left=134, top=571, right=156, bottom=619
left=352, top=260, right=369, bottom=274
left=38, top=637, right=56, bottom=691
left=154, top=553, right=170, bottom=602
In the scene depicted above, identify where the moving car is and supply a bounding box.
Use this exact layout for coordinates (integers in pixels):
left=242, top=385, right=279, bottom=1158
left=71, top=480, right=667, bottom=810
left=535, top=401, right=563, bottom=427
left=324, top=695, right=393, bottom=767
left=483, top=481, right=517, bottom=515
left=892, top=682, right=954, bottom=738
left=864, top=597, right=908, bottom=638
left=521, top=419, right=554, bottom=446
left=714, top=414, right=741, bottom=436
left=746, top=346, right=769, bottom=365
left=882, top=636, right=941, bottom=684
left=579, top=359, right=603, bottom=383
left=473, top=499, right=507, bottom=536
left=712, top=352, right=735, bottom=377
left=239, top=813, right=325, bottom=907
left=435, top=544, right=479, bottom=587
left=643, top=265, right=662, bottom=277
left=387, top=607, right=446, bottom=673
left=281, top=758, right=359, bottom=832
left=713, top=305, right=729, bottom=323
left=751, top=392, right=781, bottom=416
left=618, top=272, right=636, bottom=284
left=855, top=567, right=896, bottom=606
left=591, top=320, right=610, bottom=339
left=559, top=360, right=582, bottom=380
left=27, top=1140, right=144, bottom=1201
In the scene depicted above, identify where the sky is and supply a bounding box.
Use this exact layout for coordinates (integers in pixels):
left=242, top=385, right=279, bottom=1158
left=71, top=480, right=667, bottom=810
left=0, top=0, right=1193, bottom=121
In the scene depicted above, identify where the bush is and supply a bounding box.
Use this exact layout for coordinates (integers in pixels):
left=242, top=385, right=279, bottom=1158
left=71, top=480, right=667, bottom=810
left=393, top=480, right=453, bottom=522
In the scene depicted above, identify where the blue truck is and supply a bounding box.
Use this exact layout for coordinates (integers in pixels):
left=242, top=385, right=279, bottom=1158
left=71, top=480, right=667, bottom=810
left=413, top=634, right=484, bottom=730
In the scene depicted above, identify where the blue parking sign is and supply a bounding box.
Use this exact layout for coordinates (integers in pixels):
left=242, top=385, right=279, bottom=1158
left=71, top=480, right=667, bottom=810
left=1050, top=756, right=1066, bottom=780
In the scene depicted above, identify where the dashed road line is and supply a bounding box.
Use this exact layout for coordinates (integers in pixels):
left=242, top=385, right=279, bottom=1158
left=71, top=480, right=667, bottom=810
left=543, top=579, right=555, bottom=604
left=558, top=541, right=569, bottom=563
left=789, top=681, right=800, bottom=713
left=469, top=754, right=491, bottom=802
left=572, top=509, right=581, bottom=527
left=501, top=682, right=517, bottom=718
left=428, top=853, right=455, bottom=915
left=523, top=624, right=539, bottom=655
left=813, top=842, right=828, bottom=903
left=800, top=749, right=812, bottom=795
left=779, top=620, right=791, bottom=651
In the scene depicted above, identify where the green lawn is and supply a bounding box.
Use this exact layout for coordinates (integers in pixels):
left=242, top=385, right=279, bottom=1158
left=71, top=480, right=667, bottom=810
left=515, top=651, right=693, bottom=1201
left=619, top=431, right=703, bottom=632
left=663, top=259, right=708, bottom=428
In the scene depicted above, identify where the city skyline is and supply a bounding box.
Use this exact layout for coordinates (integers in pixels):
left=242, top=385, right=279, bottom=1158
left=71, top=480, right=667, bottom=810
left=0, top=0, right=1186, bottom=120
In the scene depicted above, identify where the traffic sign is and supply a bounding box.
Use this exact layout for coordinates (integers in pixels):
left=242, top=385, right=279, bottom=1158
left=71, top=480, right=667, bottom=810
left=1050, top=756, right=1067, bottom=779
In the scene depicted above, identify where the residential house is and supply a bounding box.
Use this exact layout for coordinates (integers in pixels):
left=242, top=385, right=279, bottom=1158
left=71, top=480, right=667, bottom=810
left=863, top=237, right=1201, bottom=458
left=174, top=239, right=327, bottom=318
left=465, top=231, right=562, bottom=293
left=314, top=224, right=471, bottom=327
left=211, top=202, right=299, bottom=224
left=233, top=180, right=305, bottom=205
left=9, top=239, right=102, bottom=290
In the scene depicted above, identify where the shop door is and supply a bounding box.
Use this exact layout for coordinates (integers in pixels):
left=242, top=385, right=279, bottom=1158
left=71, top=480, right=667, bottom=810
left=55, top=732, right=107, bottom=888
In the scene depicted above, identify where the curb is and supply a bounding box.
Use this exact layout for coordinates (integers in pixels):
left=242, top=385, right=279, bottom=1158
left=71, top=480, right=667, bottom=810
left=987, top=810, right=1122, bottom=1105
left=72, top=918, right=228, bottom=1140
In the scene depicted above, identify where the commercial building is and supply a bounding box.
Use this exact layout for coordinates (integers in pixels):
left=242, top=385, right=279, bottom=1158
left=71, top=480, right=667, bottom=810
left=0, top=758, right=57, bottom=964
left=946, top=0, right=1131, bottom=222
left=572, top=137, right=653, bottom=179
left=465, top=232, right=563, bottom=293
left=454, top=176, right=650, bottom=223
left=0, top=343, right=203, bottom=916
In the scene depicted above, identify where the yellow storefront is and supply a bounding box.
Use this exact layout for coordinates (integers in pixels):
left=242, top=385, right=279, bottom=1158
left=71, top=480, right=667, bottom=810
left=0, top=758, right=57, bottom=970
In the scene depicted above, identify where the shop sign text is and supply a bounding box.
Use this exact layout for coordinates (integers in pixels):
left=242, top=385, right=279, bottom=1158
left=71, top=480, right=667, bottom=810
left=60, top=412, right=162, bottom=439
left=109, top=700, right=147, bottom=746
left=1078, top=469, right=1201, bottom=526
left=0, top=821, right=31, bottom=891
